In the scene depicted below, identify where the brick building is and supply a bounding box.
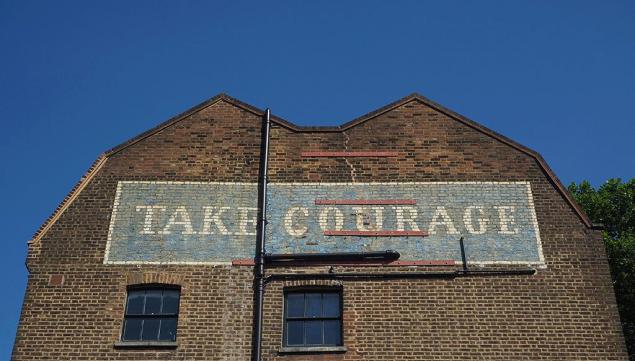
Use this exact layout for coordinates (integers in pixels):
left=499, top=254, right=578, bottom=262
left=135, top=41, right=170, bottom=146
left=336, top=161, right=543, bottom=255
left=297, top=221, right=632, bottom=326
left=12, top=93, right=628, bottom=360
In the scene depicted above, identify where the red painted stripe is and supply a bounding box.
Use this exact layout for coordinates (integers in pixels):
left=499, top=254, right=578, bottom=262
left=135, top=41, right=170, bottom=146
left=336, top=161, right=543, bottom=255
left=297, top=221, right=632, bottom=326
left=301, top=151, right=399, bottom=157
left=232, top=259, right=255, bottom=266
left=323, top=230, right=428, bottom=237
left=315, top=199, right=416, bottom=205
left=386, top=260, right=455, bottom=266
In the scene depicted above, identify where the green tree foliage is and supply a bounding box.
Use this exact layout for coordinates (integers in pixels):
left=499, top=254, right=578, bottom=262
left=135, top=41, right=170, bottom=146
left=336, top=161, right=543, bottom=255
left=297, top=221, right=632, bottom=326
left=569, top=178, right=635, bottom=358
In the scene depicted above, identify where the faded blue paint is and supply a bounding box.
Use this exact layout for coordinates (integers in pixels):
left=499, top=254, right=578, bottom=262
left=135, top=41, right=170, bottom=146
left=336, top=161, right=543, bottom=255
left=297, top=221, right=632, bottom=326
left=105, top=181, right=542, bottom=264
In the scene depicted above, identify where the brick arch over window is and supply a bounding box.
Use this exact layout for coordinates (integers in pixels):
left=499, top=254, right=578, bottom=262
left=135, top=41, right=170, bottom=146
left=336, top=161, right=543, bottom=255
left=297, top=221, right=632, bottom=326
left=125, top=272, right=186, bottom=288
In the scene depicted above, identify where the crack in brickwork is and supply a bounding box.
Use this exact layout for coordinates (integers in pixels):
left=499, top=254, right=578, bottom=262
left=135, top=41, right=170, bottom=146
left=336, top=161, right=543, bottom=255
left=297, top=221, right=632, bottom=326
left=342, top=131, right=357, bottom=182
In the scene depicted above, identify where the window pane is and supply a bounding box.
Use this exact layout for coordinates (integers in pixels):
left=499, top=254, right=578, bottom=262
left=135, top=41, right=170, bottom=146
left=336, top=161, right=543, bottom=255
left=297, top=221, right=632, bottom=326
left=323, top=293, right=340, bottom=317
left=286, top=320, right=303, bottom=345
left=122, top=318, right=142, bottom=341
left=305, top=293, right=322, bottom=318
left=162, top=290, right=180, bottom=314
left=159, top=318, right=177, bottom=341
left=324, top=320, right=341, bottom=345
left=144, top=290, right=162, bottom=315
left=126, top=291, right=144, bottom=315
left=305, top=320, right=323, bottom=345
left=286, top=293, right=304, bottom=318
left=141, top=318, right=160, bottom=340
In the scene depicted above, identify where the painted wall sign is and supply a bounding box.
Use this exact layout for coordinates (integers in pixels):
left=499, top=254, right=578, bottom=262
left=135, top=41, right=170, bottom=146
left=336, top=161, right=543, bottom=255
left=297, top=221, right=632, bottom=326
left=104, top=181, right=543, bottom=265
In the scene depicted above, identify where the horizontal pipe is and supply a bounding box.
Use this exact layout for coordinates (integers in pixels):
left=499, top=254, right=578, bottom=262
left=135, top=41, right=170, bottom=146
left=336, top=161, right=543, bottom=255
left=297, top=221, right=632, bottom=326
left=456, top=269, right=536, bottom=277
left=264, top=268, right=535, bottom=283
left=264, top=250, right=400, bottom=263
left=265, top=271, right=458, bottom=282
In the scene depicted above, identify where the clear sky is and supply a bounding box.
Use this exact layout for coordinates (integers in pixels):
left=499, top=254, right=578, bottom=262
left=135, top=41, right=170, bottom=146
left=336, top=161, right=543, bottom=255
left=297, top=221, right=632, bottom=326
left=0, top=0, right=633, bottom=358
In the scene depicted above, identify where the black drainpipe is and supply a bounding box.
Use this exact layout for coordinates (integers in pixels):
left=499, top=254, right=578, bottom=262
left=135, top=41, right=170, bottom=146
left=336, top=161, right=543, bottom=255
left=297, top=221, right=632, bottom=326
left=251, top=108, right=270, bottom=361
left=459, top=236, right=468, bottom=273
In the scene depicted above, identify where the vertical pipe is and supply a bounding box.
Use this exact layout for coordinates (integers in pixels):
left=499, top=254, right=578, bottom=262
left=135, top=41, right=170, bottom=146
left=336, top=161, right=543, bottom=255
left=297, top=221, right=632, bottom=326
left=459, top=237, right=468, bottom=273
left=252, top=108, right=271, bottom=361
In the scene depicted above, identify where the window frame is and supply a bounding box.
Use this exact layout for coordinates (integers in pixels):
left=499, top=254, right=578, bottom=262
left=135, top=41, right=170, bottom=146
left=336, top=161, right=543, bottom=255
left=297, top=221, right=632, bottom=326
left=120, top=284, right=181, bottom=344
left=282, top=287, right=344, bottom=349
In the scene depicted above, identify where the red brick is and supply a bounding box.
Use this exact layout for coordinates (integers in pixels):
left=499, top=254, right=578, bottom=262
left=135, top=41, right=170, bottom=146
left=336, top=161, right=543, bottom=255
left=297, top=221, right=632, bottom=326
left=12, top=94, right=628, bottom=361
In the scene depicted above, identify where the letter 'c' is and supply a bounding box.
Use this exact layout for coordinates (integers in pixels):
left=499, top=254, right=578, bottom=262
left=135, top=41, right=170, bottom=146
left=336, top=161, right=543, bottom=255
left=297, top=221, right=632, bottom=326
left=284, top=207, right=309, bottom=237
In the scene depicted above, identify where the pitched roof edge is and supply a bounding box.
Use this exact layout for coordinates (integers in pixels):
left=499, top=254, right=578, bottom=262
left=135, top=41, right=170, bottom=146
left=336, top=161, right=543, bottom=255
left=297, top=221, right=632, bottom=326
left=405, top=93, right=593, bottom=228
left=105, top=93, right=301, bottom=157
left=316, top=92, right=591, bottom=228
left=28, top=93, right=298, bottom=244
left=29, top=92, right=593, bottom=247
left=29, top=154, right=108, bottom=245
left=106, top=94, right=225, bottom=156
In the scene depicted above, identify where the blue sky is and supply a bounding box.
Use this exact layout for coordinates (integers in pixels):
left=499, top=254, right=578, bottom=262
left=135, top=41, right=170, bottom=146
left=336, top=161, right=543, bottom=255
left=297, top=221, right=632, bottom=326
left=0, top=0, right=633, bottom=358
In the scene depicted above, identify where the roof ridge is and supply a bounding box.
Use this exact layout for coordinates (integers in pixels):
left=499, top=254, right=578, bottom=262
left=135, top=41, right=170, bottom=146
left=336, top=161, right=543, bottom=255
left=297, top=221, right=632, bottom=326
left=28, top=92, right=594, bottom=246
left=405, top=93, right=592, bottom=228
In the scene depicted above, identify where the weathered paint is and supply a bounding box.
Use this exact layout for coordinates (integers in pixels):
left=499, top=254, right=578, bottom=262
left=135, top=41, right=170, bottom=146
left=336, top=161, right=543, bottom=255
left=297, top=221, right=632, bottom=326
left=104, top=181, right=542, bottom=265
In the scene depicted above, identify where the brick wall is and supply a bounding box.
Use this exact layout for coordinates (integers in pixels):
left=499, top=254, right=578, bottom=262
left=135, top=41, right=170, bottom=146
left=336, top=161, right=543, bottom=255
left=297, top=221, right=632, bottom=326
left=12, top=94, right=628, bottom=360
